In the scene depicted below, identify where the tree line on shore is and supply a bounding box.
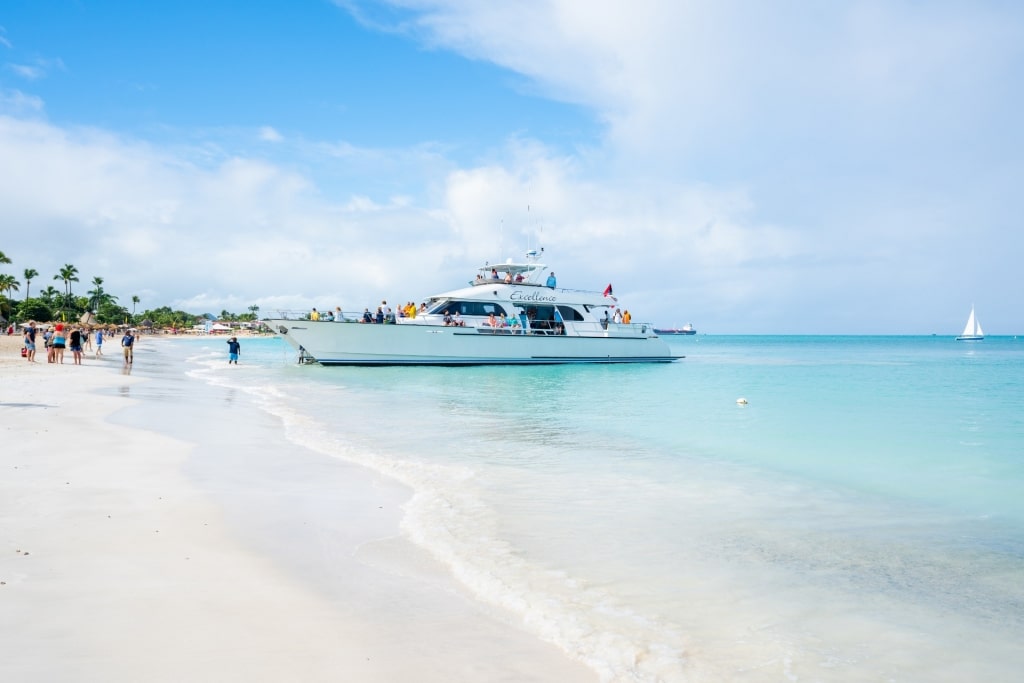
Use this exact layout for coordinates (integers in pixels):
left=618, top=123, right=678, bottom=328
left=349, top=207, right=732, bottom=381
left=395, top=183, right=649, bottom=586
left=0, top=250, right=261, bottom=329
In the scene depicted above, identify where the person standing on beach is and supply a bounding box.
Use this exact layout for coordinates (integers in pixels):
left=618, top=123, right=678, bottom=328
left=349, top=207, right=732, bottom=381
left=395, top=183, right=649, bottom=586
left=23, top=322, right=37, bottom=362
left=226, top=336, right=241, bottom=364
left=121, top=329, right=135, bottom=364
left=95, top=328, right=103, bottom=357
left=44, top=326, right=54, bottom=363
left=52, top=323, right=67, bottom=364
left=69, top=327, right=84, bottom=365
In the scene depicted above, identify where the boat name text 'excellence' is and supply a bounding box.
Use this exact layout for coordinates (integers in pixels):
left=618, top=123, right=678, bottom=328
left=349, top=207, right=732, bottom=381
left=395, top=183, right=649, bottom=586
left=509, top=290, right=558, bottom=303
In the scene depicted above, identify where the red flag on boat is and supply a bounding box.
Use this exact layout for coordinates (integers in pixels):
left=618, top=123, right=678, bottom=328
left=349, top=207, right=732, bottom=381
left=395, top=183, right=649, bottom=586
left=603, top=283, right=613, bottom=297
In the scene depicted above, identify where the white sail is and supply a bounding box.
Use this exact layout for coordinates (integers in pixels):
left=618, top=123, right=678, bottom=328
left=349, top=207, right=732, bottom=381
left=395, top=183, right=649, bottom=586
left=957, top=306, right=984, bottom=340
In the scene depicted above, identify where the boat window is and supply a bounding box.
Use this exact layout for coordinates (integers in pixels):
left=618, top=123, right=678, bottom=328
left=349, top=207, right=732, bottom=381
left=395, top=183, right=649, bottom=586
left=518, top=305, right=560, bottom=333
left=556, top=305, right=585, bottom=322
left=429, top=300, right=509, bottom=317
left=521, top=305, right=554, bottom=322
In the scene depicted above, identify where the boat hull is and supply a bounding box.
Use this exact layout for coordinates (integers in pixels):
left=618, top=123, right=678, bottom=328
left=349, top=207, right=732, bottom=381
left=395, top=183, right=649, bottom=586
left=267, top=320, right=680, bottom=366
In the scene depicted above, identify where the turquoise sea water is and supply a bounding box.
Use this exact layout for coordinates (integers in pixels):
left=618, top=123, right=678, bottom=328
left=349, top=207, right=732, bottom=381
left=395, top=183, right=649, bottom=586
left=138, top=335, right=1024, bottom=681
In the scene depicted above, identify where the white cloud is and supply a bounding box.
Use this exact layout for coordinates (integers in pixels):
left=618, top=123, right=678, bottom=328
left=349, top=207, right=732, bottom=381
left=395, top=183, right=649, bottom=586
left=5, top=57, right=65, bottom=81
left=6, top=63, right=43, bottom=79
left=0, top=87, right=44, bottom=115
left=259, top=126, right=283, bottom=142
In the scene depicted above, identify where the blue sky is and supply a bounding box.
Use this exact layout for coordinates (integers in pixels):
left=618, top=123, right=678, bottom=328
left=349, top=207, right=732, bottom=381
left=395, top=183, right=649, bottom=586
left=2, top=0, right=1022, bottom=333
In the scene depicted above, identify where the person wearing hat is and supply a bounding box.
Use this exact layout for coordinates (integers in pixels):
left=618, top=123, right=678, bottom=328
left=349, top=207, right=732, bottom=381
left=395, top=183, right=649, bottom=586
left=226, top=336, right=241, bottom=365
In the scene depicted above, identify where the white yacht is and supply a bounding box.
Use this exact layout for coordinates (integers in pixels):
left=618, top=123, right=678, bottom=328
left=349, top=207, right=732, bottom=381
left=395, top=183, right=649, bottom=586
left=266, top=250, right=680, bottom=366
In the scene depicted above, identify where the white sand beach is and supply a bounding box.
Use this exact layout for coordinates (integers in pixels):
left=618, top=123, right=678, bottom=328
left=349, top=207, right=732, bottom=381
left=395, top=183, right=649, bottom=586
left=0, top=335, right=596, bottom=682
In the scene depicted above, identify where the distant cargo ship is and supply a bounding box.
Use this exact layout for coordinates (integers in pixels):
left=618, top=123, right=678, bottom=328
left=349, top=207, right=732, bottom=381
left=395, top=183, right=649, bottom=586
left=654, top=323, right=696, bottom=335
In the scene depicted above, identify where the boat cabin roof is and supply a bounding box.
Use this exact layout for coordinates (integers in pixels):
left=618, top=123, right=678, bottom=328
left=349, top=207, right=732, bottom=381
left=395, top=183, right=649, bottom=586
left=474, top=260, right=547, bottom=286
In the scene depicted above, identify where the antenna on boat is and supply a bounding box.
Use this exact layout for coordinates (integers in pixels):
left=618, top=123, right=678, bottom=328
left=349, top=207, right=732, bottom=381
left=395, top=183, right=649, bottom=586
left=526, top=204, right=544, bottom=258
left=526, top=204, right=531, bottom=256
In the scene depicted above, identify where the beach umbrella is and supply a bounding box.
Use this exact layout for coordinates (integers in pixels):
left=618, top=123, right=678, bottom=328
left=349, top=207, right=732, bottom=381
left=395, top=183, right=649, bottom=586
left=141, top=319, right=153, bottom=328
left=80, top=311, right=98, bottom=325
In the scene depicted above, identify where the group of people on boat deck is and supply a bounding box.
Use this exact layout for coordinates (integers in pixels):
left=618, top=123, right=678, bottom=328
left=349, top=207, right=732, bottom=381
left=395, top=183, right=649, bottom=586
left=484, top=312, right=519, bottom=329
left=476, top=269, right=526, bottom=285
left=350, top=300, right=428, bottom=324
left=442, top=310, right=466, bottom=327
left=599, top=308, right=631, bottom=328
left=309, top=306, right=345, bottom=322
left=469, top=269, right=557, bottom=288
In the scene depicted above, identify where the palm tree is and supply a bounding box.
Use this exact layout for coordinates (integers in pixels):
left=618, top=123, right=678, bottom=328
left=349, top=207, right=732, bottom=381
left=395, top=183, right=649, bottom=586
left=39, top=285, right=59, bottom=305
left=0, top=250, right=11, bottom=265
left=53, top=264, right=79, bottom=320
left=87, top=276, right=105, bottom=311
left=23, top=267, right=38, bottom=300
left=249, top=304, right=260, bottom=319
left=0, top=273, right=19, bottom=300
left=131, top=295, right=140, bottom=317
left=54, top=264, right=79, bottom=297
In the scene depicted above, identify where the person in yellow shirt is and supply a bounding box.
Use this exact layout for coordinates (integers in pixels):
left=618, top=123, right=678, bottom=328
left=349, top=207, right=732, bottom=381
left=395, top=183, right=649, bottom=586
left=622, top=310, right=632, bottom=324
left=310, top=308, right=320, bottom=321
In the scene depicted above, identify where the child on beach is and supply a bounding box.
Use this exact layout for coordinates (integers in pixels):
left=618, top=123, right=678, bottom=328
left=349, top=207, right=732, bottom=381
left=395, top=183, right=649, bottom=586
left=226, top=336, right=240, bottom=364
left=44, top=327, right=54, bottom=363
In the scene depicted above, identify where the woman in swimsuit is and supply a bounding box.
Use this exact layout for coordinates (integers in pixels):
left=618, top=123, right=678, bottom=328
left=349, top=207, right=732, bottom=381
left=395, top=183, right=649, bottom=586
left=52, top=323, right=67, bottom=364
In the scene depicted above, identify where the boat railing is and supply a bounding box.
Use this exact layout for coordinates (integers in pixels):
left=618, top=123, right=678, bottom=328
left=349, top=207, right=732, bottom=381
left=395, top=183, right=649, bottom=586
left=268, top=310, right=357, bottom=322
left=470, top=320, right=654, bottom=337
left=268, top=309, right=309, bottom=320
left=569, top=321, right=654, bottom=337
left=270, top=310, right=654, bottom=337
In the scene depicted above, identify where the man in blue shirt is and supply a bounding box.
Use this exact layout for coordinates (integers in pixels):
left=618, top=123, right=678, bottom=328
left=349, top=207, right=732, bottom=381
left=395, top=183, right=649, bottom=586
left=226, top=336, right=241, bottom=364
left=121, top=329, right=135, bottom=364
left=546, top=272, right=556, bottom=288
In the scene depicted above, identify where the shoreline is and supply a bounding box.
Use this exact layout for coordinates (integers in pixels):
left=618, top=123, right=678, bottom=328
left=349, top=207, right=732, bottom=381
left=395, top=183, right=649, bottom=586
left=0, top=334, right=595, bottom=682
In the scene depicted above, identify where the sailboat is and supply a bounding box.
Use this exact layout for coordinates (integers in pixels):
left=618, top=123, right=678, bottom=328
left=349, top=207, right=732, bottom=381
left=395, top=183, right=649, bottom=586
left=956, top=306, right=985, bottom=341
